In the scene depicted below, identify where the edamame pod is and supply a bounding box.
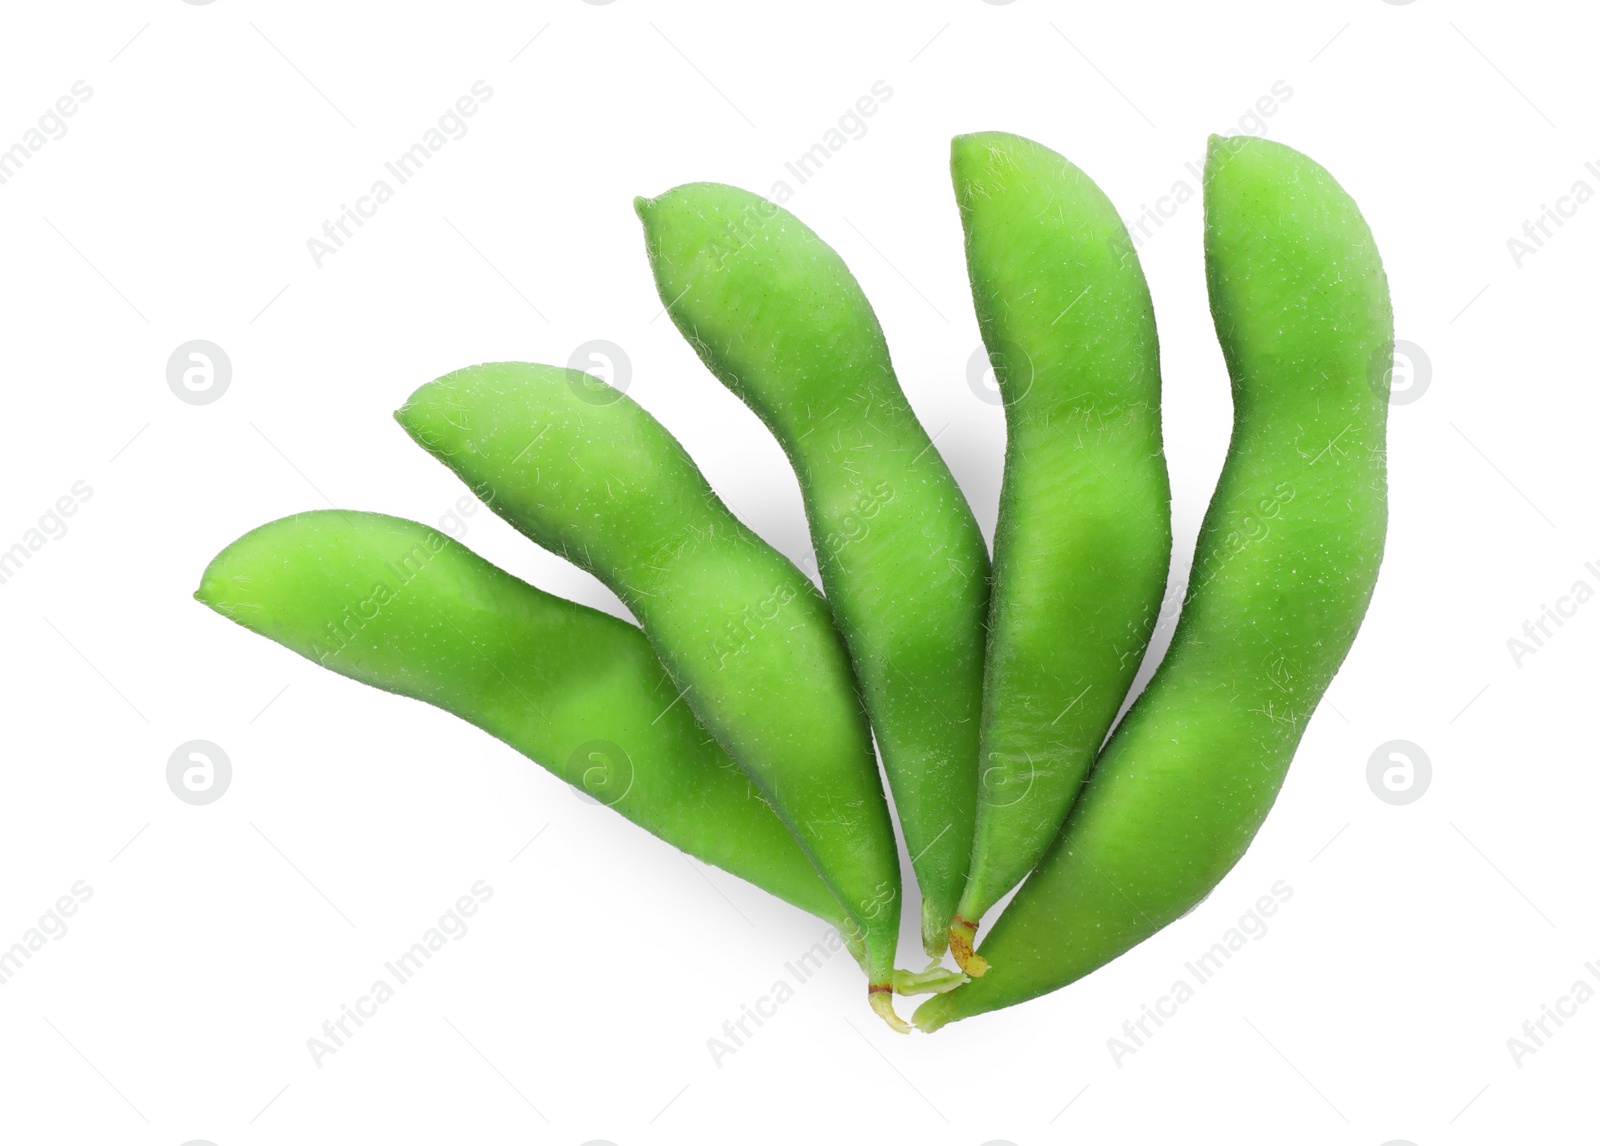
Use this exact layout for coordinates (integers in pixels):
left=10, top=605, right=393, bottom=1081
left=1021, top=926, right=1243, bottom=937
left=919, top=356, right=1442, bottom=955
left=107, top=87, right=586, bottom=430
left=635, top=184, right=990, bottom=957
left=915, top=136, right=1390, bottom=1030
left=195, top=510, right=856, bottom=936
left=397, top=364, right=913, bottom=1028
left=947, top=132, right=1172, bottom=973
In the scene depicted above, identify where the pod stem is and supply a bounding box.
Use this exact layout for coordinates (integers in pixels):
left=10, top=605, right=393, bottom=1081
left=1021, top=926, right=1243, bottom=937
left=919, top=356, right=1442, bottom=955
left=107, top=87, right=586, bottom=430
left=892, top=959, right=968, bottom=996
left=868, top=984, right=911, bottom=1033
left=947, top=914, right=989, bottom=976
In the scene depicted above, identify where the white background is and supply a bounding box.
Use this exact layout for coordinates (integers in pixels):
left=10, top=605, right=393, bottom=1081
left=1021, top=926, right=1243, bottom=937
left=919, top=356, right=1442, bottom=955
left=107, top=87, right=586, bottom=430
left=0, top=1, right=1592, bottom=1142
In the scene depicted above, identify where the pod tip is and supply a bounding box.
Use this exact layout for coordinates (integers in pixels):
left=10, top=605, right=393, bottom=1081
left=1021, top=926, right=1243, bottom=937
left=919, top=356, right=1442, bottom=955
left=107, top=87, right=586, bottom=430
left=950, top=130, right=1011, bottom=166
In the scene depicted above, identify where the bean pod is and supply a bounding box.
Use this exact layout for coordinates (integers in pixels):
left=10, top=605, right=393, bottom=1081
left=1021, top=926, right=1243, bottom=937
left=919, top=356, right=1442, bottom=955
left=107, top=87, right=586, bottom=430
left=948, top=132, right=1172, bottom=973
left=196, top=510, right=859, bottom=939
left=636, top=183, right=991, bottom=957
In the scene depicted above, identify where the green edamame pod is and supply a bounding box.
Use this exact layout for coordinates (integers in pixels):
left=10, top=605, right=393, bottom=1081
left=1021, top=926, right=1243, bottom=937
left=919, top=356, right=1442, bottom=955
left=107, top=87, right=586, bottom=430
left=397, top=364, right=912, bottom=1028
left=916, top=136, right=1390, bottom=1030
left=635, top=183, right=990, bottom=958
left=195, top=510, right=855, bottom=937
left=947, top=132, right=1172, bottom=973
